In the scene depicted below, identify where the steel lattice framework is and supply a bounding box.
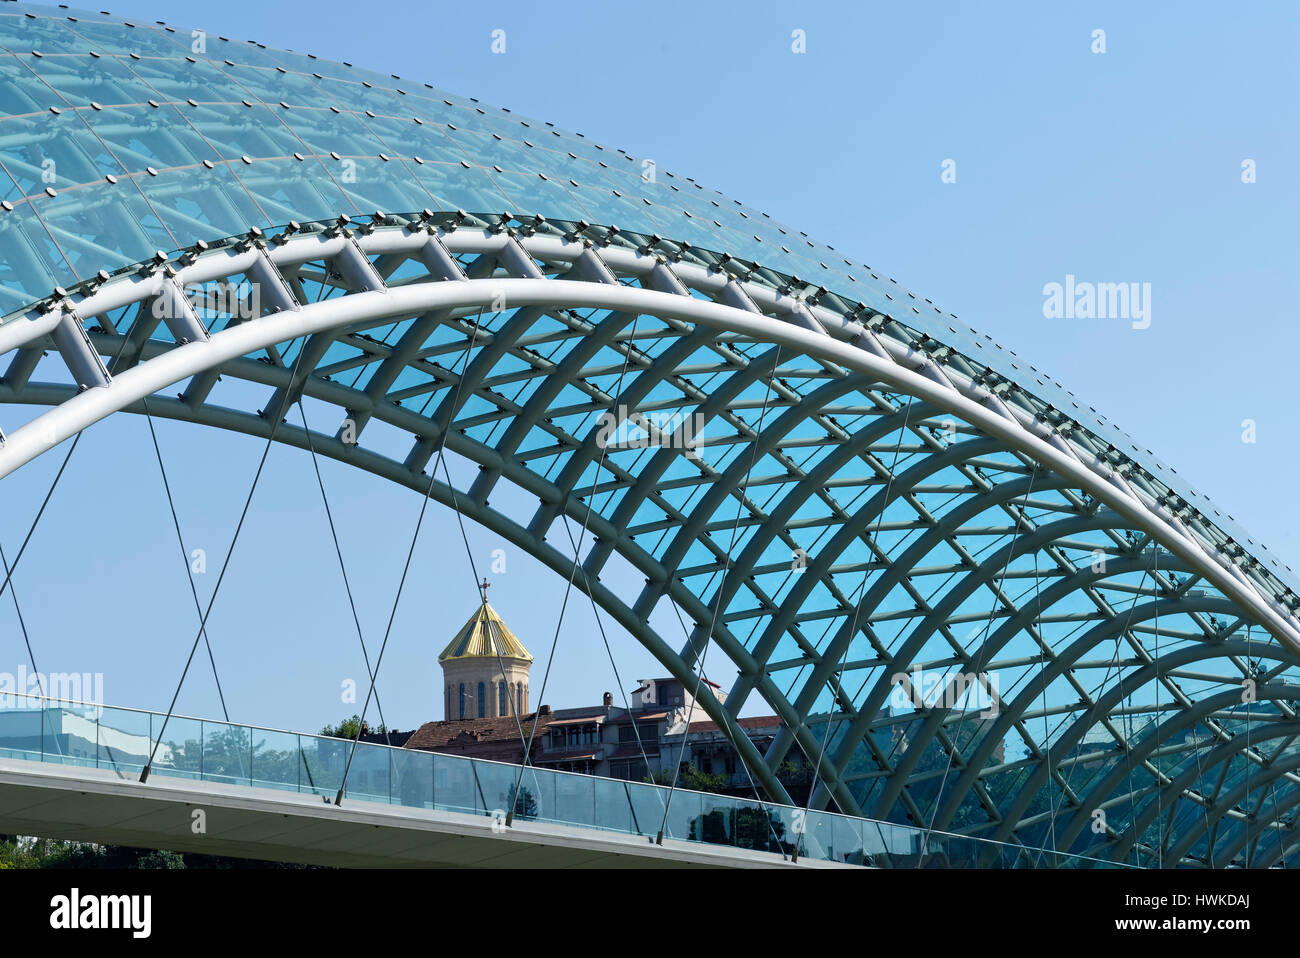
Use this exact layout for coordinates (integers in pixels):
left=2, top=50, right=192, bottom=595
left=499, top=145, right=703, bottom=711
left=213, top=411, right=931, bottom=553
left=2, top=4, right=1300, bottom=867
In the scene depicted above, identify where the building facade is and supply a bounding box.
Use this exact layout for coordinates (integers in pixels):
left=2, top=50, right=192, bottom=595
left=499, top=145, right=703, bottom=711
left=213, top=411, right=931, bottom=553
left=418, top=599, right=812, bottom=792
left=408, top=674, right=775, bottom=785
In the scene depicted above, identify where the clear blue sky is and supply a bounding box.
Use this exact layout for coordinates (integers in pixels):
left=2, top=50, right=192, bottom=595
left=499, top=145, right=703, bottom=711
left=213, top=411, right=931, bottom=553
left=2, top=0, right=1296, bottom=734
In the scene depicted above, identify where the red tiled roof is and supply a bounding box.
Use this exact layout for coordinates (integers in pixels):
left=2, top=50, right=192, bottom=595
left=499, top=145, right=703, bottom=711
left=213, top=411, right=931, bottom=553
left=403, top=713, right=552, bottom=751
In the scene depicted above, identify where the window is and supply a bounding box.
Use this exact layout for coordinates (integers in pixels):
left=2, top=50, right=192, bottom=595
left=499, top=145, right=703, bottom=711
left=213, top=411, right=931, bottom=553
left=619, top=722, right=659, bottom=744
left=566, top=725, right=597, bottom=747
left=516, top=682, right=523, bottom=713
left=549, top=724, right=597, bottom=749
left=477, top=681, right=486, bottom=718
left=611, top=760, right=648, bottom=782
left=458, top=683, right=466, bottom=720
left=499, top=681, right=507, bottom=716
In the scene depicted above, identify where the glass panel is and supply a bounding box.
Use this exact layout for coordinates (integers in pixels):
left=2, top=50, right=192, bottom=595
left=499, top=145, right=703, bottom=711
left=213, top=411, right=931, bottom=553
left=339, top=740, right=389, bottom=804
left=235, top=154, right=349, bottom=221
left=336, top=155, right=432, bottom=216
left=472, top=759, right=520, bottom=820
left=0, top=54, right=63, bottom=115
left=202, top=721, right=250, bottom=785
left=61, top=20, right=191, bottom=58
left=0, top=694, right=50, bottom=762
left=0, top=110, right=124, bottom=196
left=551, top=769, right=595, bottom=829
left=25, top=53, right=161, bottom=107
left=660, top=788, right=701, bottom=843
left=29, top=181, right=173, bottom=280
left=797, top=809, right=839, bottom=863
left=521, top=766, right=554, bottom=823
left=150, top=715, right=202, bottom=782
left=734, top=799, right=791, bottom=856
left=300, top=736, right=346, bottom=799
left=391, top=747, right=433, bottom=810
left=194, top=35, right=298, bottom=71
left=49, top=705, right=104, bottom=768
left=219, top=63, right=333, bottom=107
left=0, top=210, right=66, bottom=306
left=144, top=163, right=268, bottom=239
left=759, top=803, right=800, bottom=858
left=84, top=104, right=220, bottom=170
left=34, top=706, right=67, bottom=765
left=691, top=795, right=733, bottom=847
left=624, top=781, right=667, bottom=838
left=250, top=728, right=301, bottom=792
left=821, top=811, right=867, bottom=865
left=432, top=752, right=476, bottom=814
left=90, top=704, right=150, bottom=774
left=592, top=776, right=634, bottom=834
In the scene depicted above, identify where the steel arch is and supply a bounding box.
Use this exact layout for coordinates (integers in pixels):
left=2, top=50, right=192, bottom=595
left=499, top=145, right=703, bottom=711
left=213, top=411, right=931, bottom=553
left=1, top=216, right=1299, bottom=866
left=1058, top=681, right=1300, bottom=858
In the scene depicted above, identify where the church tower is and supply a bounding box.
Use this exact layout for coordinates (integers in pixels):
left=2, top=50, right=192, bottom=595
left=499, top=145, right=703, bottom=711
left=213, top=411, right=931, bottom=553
left=438, top=579, right=532, bottom=721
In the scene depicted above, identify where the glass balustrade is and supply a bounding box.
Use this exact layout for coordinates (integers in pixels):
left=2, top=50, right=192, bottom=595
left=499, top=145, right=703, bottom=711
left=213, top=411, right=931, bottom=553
left=0, top=691, right=1125, bottom=868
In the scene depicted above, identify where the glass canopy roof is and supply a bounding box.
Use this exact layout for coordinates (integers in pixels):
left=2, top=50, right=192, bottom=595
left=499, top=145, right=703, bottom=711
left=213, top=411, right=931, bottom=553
left=0, top=3, right=1289, bottom=600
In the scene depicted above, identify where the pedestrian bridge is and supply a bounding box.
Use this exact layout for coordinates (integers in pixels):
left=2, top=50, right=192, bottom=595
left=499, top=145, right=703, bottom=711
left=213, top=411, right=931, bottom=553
left=2, top=4, right=1295, bottom=867
left=0, top=694, right=1116, bottom=868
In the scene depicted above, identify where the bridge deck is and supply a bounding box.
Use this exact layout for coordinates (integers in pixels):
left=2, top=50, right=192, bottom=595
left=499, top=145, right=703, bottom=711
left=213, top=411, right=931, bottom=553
left=0, top=755, right=824, bottom=868
left=0, top=695, right=1118, bottom=868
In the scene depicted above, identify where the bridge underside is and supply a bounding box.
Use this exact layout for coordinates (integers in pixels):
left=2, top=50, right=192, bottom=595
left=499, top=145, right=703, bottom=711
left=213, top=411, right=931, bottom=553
left=2, top=211, right=1299, bottom=868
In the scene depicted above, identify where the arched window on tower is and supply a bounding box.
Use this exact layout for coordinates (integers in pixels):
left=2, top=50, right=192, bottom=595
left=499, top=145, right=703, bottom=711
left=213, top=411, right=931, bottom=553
left=458, top=683, right=466, bottom=720
left=516, top=682, right=523, bottom=714
left=477, top=681, right=486, bottom=718
left=499, top=681, right=506, bottom=716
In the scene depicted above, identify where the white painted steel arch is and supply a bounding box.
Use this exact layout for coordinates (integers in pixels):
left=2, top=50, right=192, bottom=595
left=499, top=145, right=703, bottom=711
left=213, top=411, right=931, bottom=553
left=2, top=227, right=1293, bottom=653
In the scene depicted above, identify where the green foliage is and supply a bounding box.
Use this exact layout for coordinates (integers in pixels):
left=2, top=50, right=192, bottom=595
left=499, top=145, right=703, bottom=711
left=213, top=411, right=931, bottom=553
left=511, top=785, right=539, bottom=820
left=319, top=715, right=386, bottom=738
left=0, top=835, right=317, bottom=869
left=648, top=763, right=730, bottom=794
left=775, top=760, right=815, bottom=805
left=136, top=849, right=186, bottom=869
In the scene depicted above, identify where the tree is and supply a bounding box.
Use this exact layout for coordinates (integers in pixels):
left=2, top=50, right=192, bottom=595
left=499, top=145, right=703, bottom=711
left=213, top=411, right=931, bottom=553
left=0, top=835, right=315, bottom=868
left=648, top=763, right=729, bottom=794
left=319, top=715, right=386, bottom=739
left=510, top=784, right=539, bottom=820
left=775, top=760, right=815, bottom=806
